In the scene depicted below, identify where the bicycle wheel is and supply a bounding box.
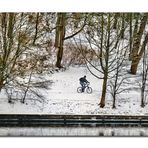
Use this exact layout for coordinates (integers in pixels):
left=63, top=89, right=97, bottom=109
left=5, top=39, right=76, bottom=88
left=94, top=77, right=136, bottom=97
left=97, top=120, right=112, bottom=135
left=77, top=87, right=82, bottom=93
left=86, top=87, right=92, bottom=94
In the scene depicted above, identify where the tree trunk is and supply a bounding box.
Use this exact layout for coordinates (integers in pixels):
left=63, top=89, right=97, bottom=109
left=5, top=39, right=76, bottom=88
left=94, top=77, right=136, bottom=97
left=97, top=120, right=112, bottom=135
left=131, top=33, right=148, bottom=75
left=55, top=13, right=66, bottom=68
left=100, top=74, right=108, bottom=108
left=121, top=13, right=125, bottom=39
left=130, top=57, right=140, bottom=74
left=56, top=46, right=64, bottom=68
left=0, top=75, right=4, bottom=92
left=129, top=13, right=133, bottom=60
left=141, top=95, right=145, bottom=107
left=112, top=94, right=116, bottom=109
left=129, top=17, right=139, bottom=60
left=22, top=70, right=33, bottom=103
left=112, top=71, right=119, bottom=109
left=33, top=13, right=39, bottom=45
left=141, top=80, right=145, bottom=108
left=130, top=13, right=148, bottom=74
left=113, top=13, right=119, bottom=29
left=0, top=82, right=3, bottom=92
left=99, top=14, right=110, bottom=108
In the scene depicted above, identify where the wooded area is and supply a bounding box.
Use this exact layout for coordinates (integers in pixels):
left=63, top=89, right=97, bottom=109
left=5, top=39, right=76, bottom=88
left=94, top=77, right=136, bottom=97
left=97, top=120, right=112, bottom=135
left=0, top=12, right=148, bottom=108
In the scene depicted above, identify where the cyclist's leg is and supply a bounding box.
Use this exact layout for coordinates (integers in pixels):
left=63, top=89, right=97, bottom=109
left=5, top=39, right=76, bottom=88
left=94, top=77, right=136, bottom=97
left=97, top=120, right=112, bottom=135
left=82, top=83, right=85, bottom=92
left=80, top=82, right=83, bottom=92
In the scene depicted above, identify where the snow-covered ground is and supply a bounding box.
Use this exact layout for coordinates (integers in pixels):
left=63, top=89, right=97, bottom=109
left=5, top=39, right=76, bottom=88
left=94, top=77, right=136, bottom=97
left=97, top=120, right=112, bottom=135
left=0, top=66, right=148, bottom=115
left=0, top=126, right=147, bottom=136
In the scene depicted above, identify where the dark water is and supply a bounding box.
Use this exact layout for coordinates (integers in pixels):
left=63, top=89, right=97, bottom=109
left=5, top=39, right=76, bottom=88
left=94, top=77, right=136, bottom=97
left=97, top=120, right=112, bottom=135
left=0, top=126, right=148, bottom=136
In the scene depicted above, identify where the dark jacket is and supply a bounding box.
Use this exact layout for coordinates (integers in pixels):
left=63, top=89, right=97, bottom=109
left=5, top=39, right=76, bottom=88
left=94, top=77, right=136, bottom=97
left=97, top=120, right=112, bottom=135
left=79, top=77, right=88, bottom=83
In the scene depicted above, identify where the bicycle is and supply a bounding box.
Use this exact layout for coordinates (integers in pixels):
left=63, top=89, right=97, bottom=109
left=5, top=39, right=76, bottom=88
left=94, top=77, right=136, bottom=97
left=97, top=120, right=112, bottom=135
left=77, top=82, right=92, bottom=94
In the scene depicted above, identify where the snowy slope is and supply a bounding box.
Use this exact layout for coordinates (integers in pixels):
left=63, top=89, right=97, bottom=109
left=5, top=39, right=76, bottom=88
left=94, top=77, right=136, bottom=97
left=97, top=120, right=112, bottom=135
left=0, top=66, right=148, bottom=115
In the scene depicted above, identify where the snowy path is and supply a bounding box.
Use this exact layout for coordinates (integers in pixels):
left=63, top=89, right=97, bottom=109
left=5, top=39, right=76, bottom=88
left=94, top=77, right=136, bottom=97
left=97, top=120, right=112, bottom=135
left=44, top=66, right=101, bottom=114
left=47, top=66, right=100, bottom=101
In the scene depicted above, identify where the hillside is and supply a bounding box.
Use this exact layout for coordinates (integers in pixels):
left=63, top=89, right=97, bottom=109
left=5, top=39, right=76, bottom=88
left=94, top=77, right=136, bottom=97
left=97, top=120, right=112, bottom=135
left=0, top=66, right=147, bottom=115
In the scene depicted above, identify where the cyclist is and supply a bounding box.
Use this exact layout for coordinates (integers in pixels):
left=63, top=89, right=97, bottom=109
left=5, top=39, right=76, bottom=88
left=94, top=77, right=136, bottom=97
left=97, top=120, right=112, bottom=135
left=79, top=75, right=89, bottom=92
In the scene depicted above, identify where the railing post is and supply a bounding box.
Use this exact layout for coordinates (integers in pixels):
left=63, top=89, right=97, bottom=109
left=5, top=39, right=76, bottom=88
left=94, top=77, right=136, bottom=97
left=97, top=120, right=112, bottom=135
left=64, top=117, right=66, bottom=125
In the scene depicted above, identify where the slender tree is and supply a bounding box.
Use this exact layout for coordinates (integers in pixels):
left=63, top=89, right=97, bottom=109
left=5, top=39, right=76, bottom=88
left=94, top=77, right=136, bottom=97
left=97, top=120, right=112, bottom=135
left=113, top=13, right=119, bottom=30
left=73, top=13, right=128, bottom=108
left=33, top=13, right=40, bottom=45
left=121, top=13, right=125, bottom=39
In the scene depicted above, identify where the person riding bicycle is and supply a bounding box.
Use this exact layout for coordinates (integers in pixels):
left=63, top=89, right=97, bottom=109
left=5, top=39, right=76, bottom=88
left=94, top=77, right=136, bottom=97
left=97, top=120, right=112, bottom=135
left=79, top=75, right=89, bottom=92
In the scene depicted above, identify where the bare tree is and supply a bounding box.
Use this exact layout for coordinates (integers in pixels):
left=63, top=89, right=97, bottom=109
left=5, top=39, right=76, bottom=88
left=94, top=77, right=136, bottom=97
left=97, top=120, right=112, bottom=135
left=140, top=46, right=148, bottom=107
left=33, top=13, right=40, bottom=45
left=0, top=13, right=53, bottom=103
left=129, top=13, right=133, bottom=60
left=108, top=42, right=128, bottom=108
left=73, top=13, right=128, bottom=108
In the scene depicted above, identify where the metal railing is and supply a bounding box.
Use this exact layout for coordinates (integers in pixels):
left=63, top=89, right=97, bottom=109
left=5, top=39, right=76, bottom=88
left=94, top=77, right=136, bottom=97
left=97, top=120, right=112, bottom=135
left=0, top=114, right=148, bottom=127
